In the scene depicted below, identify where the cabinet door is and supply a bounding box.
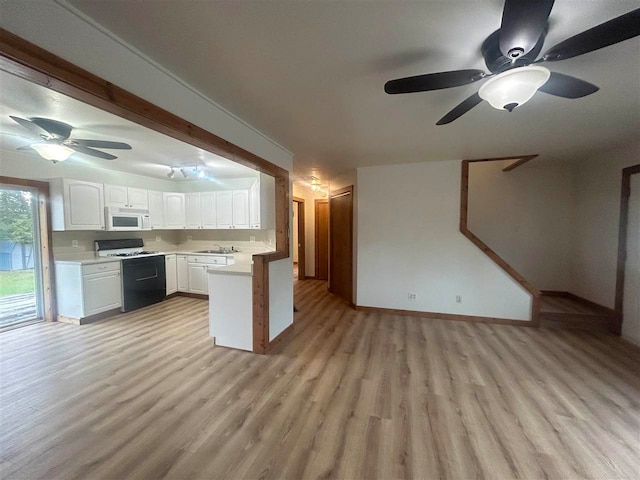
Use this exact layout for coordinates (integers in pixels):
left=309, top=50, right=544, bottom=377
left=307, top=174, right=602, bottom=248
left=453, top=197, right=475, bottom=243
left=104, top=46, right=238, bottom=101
left=188, top=263, right=208, bottom=294
left=177, top=255, right=189, bottom=292
left=83, top=271, right=122, bottom=316
left=216, top=191, right=233, bottom=229
left=64, top=180, right=105, bottom=230
left=249, top=180, right=260, bottom=229
left=185, top=193, right=202, bottom=229
left=163, top=192, right=186, bottom=229
left=201, top=192, right=217, bottom=229
left=165, top=254, right=177, bottom=295
left=232, top=190, right=250, bottom=229
left=104, top=184, right=129, bottom=208
left=148, top=191, right=164, bottom=228
left=127, top=187, right=149, bottom=209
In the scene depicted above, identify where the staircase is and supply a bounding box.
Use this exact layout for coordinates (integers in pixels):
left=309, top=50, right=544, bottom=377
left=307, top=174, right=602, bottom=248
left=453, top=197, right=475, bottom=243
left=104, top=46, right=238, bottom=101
left=539, top=294, right=618, bottom=333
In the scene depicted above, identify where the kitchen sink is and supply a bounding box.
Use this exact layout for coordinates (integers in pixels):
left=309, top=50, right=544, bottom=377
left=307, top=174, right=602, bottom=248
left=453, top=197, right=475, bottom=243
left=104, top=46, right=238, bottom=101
left=194, top=249, right=234, bottom=254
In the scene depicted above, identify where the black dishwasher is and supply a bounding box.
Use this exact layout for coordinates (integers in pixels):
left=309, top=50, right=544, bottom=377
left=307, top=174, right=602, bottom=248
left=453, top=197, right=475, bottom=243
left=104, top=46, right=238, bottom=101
left=121, top=255, right=166, bottom=312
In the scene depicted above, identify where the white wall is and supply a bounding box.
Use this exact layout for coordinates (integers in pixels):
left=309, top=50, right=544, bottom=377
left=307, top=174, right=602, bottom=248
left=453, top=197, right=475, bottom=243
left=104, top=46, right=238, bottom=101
left=1, top=1, right=295, bottom=341
left=357, top=161, right=533, bottom=321
left=570, top=142, right=640, bottom=310
left=468, top=160, right=574, bottom=291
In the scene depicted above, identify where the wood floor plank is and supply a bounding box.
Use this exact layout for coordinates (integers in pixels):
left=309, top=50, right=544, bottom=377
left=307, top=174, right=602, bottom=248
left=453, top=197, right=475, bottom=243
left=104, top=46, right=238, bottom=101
left=1, top=280, right=639, bottom=479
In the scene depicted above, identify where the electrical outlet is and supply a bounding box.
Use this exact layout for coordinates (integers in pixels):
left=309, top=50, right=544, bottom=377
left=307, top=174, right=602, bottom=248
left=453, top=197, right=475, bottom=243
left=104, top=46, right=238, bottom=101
left=155, top=235, right=161, bottom=242
left=187, top=235, right=192, bottom=241
left=408, top=292, right=416, bottom=300
left=456, top=295, right=463, bottom=304
left=72, top=240, right=78, bottom=248
left=250, top=236, right=256, bottom=242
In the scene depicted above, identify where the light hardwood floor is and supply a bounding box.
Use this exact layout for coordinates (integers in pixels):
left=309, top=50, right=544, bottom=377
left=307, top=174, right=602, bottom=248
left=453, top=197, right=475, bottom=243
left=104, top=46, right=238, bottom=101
left=1, top=280, right=639, bottom=479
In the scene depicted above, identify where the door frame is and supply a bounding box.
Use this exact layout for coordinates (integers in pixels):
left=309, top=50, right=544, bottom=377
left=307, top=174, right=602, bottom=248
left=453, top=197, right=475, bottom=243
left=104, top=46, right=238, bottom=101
left=292, top=196, right=306, bottom=280
left=328, top=186, right=354, bottom=305
left=315, top=198, right=329, bottom=281
left=0, top=176, right=56, bottom=325
left=614, top=164, right=640, bottom=335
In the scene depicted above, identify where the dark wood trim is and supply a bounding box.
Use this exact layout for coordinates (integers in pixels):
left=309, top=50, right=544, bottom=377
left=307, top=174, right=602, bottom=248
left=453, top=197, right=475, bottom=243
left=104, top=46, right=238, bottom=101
left=175, top=292, right=208, bottom=300
left=614, top=163, right=640, bottom=334
left=314, top=198, right=329, bottom=281
left=292, top=196, right=306, bottom=281
left=266, top=322, right=295, bottom=353
left=304, top=275, right=317, bottom=280
left=252, top=256, right=269, bottom=354
left=328, top=186, right=354, bottom=304
left=0, top=29, right=291, bottom=354
left=0, top=176, right=56, bottom=322
left=540, top=290, right=571, bottom=297
left=502, top=155, right=538, bottom=172
left=355, top=305, right=537, bottom=327
left=461, top=159, right=541, bottom=325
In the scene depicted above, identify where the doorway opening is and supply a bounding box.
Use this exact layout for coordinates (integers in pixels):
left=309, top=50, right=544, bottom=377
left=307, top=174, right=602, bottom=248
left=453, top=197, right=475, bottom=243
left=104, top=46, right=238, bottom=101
left=0, top=180, right=52, bottom=329
left=292, top=197, right=305, bottom=281
left=615, top=164, right=640, bottom=341
left=315, top=199, right=329, bottom=281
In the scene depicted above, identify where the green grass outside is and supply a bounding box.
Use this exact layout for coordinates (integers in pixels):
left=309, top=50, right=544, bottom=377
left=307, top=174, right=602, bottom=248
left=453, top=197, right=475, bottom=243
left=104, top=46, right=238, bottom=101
left=0, top=270, right=35, bottom=296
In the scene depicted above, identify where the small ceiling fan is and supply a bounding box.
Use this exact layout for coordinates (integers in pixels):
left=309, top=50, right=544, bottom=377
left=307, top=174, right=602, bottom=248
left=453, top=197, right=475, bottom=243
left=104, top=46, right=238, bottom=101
left=384, top=1, right=640, bottom=125
left=9, top=116, right=132, bottom=162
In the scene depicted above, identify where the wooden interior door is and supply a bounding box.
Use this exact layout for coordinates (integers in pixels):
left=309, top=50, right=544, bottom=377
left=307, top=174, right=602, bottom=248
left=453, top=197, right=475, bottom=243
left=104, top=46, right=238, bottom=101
left=315, top=199, right=329, bottom=280
left=329, top=186, right=353, bottom=304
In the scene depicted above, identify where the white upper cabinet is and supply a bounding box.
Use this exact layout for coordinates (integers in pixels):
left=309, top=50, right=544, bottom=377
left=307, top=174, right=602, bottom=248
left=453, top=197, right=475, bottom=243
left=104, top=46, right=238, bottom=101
left=127, top=187, right=149, bottom=209
left=148, top=190, right=164, bottom=229
left=216, top=191, right=233, bottom=229
left=249, top=180, right=260, bottom=229
left=51, top=179, right=105, bottom=231
left=163, top=192, right=186, bottom=229
left=104, top=185, right=148, bottom=209
left=201, top=192, right=217, bottom=229
left=232, top=190, right=250, bottom=229
left=185, top=192, right=202, bottom=229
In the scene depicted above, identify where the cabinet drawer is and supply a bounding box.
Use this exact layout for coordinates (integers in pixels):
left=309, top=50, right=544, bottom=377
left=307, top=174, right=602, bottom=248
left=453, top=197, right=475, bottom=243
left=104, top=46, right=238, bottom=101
left=82, top=261, right=121, bottom=275
left=187, top=255, right=227, bottom=265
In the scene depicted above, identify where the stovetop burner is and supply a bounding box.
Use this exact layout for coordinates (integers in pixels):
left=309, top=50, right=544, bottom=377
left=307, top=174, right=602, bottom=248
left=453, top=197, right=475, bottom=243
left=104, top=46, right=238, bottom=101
left=107, top=250, right=159, bottom=257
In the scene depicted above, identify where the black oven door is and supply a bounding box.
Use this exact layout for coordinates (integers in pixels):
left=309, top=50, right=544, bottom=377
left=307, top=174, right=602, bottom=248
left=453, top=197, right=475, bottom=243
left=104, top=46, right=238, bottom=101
left=121, top=256, right=166, bottom=312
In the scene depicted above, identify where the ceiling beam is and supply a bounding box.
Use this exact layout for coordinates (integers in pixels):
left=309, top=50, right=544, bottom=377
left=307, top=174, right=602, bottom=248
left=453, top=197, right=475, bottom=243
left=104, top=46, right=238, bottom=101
left=502, top=155, right=539, bottom=172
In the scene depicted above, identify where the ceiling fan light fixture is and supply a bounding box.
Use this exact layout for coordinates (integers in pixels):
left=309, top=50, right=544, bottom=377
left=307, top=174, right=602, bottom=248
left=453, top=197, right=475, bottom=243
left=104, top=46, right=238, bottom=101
left=478, top=66, right=551, bottom=111
left=31, top=143, right=74, bottom=162
left=167, top=167, right=175, bottom=179
left=180, top=168, right=189, bottom=179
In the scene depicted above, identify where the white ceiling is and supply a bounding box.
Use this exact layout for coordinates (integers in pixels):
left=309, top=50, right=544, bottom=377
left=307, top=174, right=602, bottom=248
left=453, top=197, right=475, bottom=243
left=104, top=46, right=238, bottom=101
left=66, top=0, right=640, bottom=181
left=0, top=70, right=258, bottom=181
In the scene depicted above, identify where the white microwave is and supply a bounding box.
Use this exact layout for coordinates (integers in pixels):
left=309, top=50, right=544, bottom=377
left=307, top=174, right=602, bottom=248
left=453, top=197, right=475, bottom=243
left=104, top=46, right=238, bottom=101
left=105, top=207, right=152, bottom=231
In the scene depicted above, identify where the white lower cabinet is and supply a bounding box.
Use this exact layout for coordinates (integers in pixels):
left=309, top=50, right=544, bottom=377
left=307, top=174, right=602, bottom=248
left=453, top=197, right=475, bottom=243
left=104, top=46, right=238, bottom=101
left=165, top=254, right=177, bottom=295
left=188, top=263, right=208, bottom=294
left=55, top=261, right=122, bottom=320
left=177, top=255, right=189, bottom=292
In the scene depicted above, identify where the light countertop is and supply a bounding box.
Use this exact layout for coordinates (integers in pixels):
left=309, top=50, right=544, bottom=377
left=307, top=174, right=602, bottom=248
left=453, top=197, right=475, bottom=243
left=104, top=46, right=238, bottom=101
left=207, top=263, right=253, bottom=276
left=54, top=253, right=122, bottom=265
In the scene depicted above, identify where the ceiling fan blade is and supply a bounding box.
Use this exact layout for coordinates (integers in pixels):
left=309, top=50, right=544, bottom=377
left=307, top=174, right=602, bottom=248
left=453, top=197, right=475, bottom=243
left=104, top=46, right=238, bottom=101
left=541, top=8, right=640, bottom=62
left=384, top=69, right=486, bottom=94
left=71, top=139, right=132, bottom=150
left=9, top=116, right=51, bottom=138
left=70, top=145, right=118, bottom=160
left=436, top=92, right=483, bottom=125
left=538, top=72, right=599, bottom=99
left=29, top=117, right=73, bottom=140
left=499, top=0, right=554, bottom=59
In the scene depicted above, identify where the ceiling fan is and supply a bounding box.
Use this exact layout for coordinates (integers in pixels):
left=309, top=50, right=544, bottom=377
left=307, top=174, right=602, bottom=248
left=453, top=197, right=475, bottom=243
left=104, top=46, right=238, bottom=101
left=9, top=116, right=132, bottom=162
left=384, top=1, right=640, bottom=125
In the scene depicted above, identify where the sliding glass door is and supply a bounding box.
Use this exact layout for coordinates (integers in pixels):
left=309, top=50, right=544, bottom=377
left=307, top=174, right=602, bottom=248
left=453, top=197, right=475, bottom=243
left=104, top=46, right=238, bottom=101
left=0, top=185, right=44, bottom=328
